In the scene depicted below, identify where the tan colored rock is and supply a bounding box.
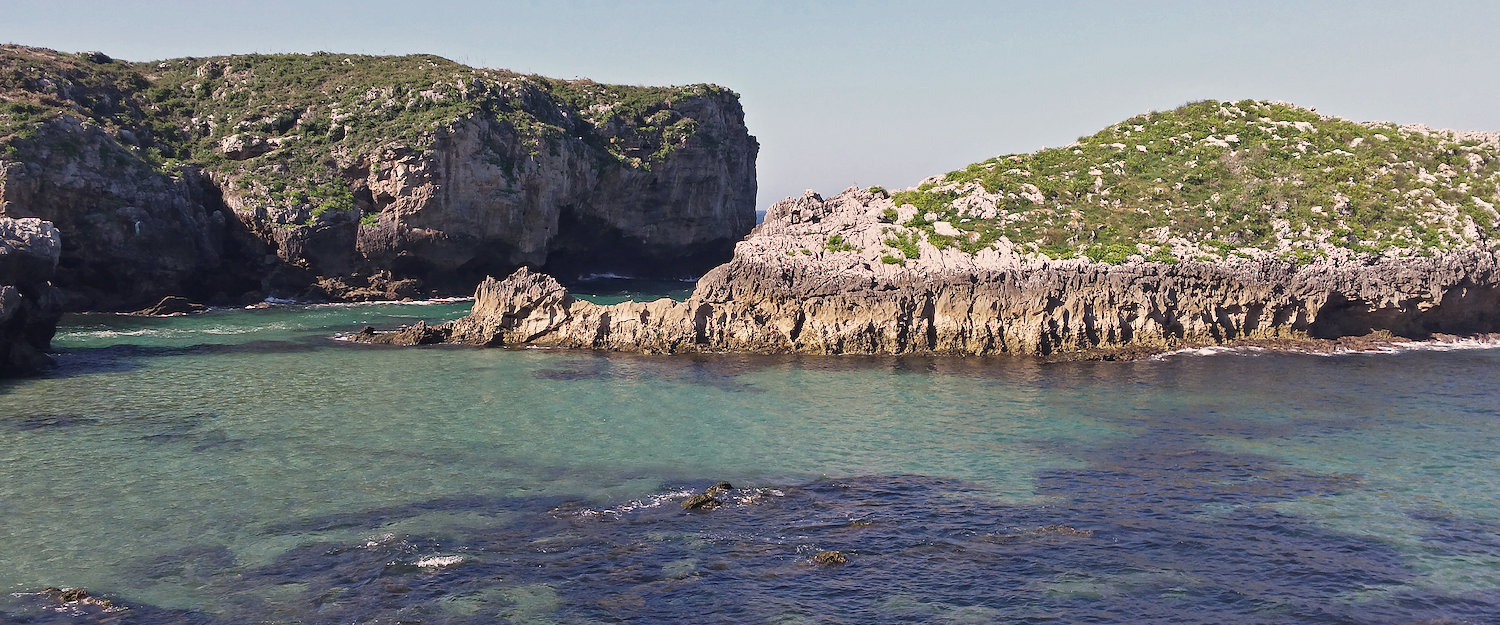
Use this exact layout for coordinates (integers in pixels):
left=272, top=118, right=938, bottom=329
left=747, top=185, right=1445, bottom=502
left=217, top=133, right=273, bottom=160
left=365, top=187, right=1500, bottom=357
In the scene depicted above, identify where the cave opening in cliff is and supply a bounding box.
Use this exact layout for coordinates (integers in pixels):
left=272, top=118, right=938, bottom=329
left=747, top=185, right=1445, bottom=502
left=542, top=204, right=735, bottom=281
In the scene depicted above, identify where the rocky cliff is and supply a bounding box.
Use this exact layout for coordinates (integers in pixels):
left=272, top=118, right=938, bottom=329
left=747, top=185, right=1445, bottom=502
left=0, top=46, right=757, bottom=309
left=0, top=217, right=62, bottom=375
left=366, top=101, right=1500, bottom=357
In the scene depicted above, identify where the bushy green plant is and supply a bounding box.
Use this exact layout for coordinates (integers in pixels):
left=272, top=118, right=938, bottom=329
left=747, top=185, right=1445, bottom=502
left=883, top=230, right=921, bottom=260
left=885, top=99, right=1500, bottom=262
left=824, top=233, right=858, bottom=253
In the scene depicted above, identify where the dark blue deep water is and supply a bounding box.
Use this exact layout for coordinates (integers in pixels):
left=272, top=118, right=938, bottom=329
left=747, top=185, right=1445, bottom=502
left=1, top=300, right=1498, bottom=624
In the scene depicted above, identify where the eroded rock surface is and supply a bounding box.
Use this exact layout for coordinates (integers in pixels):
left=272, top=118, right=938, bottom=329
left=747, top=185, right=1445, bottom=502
left=364, top=188, right=1500, bottom=357
left=0, top=46, right=757, bottom=309
left=0, top=217, right=63, bottom=376
left=0, top=116, right=269, bottom=311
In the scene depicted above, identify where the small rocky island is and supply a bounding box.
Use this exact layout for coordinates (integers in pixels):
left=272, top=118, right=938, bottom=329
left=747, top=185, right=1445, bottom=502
left=364, top=100, right=1500, bottom=358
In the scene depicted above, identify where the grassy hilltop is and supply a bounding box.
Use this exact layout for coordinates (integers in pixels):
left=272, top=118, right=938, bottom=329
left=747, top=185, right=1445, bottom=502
left=0, top=46, right=731, bottom=224
left=882, top=100, right=1500, bottom=263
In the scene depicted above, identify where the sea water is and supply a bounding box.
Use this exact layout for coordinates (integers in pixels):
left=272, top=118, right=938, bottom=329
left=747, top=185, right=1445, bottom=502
left=1, top=287, right=1498, bottom=624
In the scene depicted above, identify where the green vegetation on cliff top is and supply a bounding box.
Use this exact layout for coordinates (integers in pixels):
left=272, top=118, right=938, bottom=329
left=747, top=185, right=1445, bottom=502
left=0, top=46, right=735, bottom=222
left=887, top=99, right=1500, bottom=262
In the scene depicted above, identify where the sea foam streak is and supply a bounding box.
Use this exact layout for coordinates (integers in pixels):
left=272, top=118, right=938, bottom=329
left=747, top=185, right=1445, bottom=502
left=1154, top=335, right=1500, bottom=360
left=569, top=488, right=699, bottom=518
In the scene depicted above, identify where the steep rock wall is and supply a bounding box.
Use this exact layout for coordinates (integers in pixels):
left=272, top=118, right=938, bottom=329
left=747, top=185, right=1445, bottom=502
left=0, top=117, right=269, bottom=310
left=0, top=47, right=758, bottom=308
left=321, top=91, right=756, bottom=295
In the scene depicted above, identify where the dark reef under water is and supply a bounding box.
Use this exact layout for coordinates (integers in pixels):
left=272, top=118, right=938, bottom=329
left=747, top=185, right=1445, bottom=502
left=6, top=406, right=1498, bottom=625
left=5, top=304, right=1499, bottom=624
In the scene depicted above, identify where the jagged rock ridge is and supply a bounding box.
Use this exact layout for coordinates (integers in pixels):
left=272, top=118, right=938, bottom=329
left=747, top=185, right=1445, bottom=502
left=365, top=188, right=1500, bottom=356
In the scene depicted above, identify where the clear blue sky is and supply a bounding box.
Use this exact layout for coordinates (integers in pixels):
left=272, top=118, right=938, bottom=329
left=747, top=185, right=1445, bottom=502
left=5, top=1, right=1498, bottom=210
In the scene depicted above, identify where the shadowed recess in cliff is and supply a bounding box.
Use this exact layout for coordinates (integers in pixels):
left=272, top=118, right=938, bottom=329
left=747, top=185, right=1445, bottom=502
left=1309, top=283, right=1500, bottom=339
left=541, top=203, right=746, bottom=281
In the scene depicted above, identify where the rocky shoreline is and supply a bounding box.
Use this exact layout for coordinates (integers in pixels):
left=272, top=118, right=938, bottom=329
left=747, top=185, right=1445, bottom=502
left=352, top=187, right=1500, bottom=358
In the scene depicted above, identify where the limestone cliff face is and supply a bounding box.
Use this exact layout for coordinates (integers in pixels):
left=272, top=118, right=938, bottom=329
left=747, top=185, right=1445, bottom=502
left=379, top=188, right=1500, bottom=357
left=0, top=46, right=757, bottom=307
left=0, top=217, right=63, bottom=375
left=0, top=117, right=268, bottom=310
left=267, top=89, right=758, bottom=297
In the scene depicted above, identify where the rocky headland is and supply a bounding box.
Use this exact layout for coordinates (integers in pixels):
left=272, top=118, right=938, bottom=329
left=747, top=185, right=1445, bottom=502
left=0, top=45, right=757, bottom=310
left=363, top=100, right=1500, bottom=358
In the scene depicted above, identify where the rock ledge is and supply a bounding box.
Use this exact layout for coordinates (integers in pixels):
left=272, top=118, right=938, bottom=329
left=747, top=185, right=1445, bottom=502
left=355, top=189, right=1500, bottom=358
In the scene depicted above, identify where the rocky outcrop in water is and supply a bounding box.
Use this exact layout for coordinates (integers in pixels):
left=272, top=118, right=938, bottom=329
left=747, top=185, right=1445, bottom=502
left=362, top=187, right=1500, bottom=357
left=0, top=45, right=757, bottom=309
left=0, top=217, right=63, bottom=375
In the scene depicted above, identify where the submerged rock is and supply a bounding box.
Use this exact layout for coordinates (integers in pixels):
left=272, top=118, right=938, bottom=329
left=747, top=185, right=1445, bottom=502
left=42, top=587, right=115, bottom=609
left=133, top=295, right=207, bottom=316
left=1034, top=524, right=1094, bottom=537
left=681, top=494, right=722, bottom=511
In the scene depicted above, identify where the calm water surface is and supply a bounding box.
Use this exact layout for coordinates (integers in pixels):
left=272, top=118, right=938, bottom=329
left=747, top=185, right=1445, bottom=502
left=1, top=290, right=1498, bottom=624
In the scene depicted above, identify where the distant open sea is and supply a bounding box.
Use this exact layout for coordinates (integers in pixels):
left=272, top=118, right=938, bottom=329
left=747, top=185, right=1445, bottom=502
left=2, top=281, right=1499, bottom=624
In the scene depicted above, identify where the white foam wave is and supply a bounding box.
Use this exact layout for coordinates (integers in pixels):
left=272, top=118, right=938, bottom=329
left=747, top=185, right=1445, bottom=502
left=569, top=486, right=784, bottom=519
left=1153, top=336, right=1500, bottom=360
left=1314, top=335, right=1500, bottom=356
left=572, top=488, right=698, bottom=518
left=59, top=328, right=167, bottom=339
left=303, top=297, right=472, bottom=309
left=415, top=555, right=465, bottom=568
left=202, top=323, right=289, bottom=334
left=60, top=322, right=292, bottom=340
left=362, top=532, right=400, bottom=548
left=1151, top=345, right=1267, bottom=360
left=731, top=487, right=784, bottom=506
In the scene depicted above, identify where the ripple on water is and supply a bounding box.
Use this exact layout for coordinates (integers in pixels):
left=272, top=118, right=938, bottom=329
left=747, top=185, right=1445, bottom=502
left=4, top=310, right=1500, bottom=624
left=4, top=470, right=1497, bottom=624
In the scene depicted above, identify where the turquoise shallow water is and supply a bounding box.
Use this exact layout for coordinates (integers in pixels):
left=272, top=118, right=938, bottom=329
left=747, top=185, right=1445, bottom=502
left=1, top=296, right=1499, bottom=623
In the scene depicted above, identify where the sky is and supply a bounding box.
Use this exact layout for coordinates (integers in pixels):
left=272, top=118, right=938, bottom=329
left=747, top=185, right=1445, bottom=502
left=4, top=1, right=1499, bottom=210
